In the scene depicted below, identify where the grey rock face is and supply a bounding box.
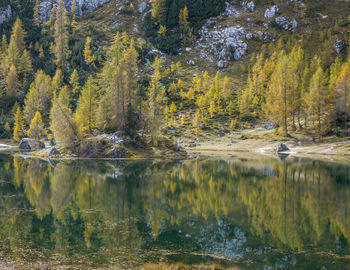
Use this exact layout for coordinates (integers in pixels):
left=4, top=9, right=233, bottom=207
left=0, top=5, right=12, bottom=24
left=276, top=143, right=290, bottom=153
left=138, top=2, right=147, bottom=14
left=217, top=60, right=224, bottom=68
left=40, top=0, right=110, bottom=21
left=275, top=17, right=298, bottom=31
left=19, top=138, right=46, bottom=152
left=264, top=5, right=279, bottom=18
left=242, top=1, right=255, bottom=12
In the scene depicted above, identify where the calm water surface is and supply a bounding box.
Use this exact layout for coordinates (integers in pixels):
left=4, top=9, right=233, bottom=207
left=0, top=153, right=349, bottom=269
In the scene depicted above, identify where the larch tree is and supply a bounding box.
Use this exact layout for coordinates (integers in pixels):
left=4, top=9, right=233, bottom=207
left=33, top=0, right=41, bottom=26
left=304, top=64, right=328, bottom=141
left=336, top=63, right=350, bottom=136
left=13, top=107, right=26, bottom=142
left=11, top=18, right=27, bottom=52
left=84, top=36, right=96, bottom=68
left=6, top=65, right=18, bottom=97
left=50, top=87, right=78, bottom=147
left=264, top=51, right=289, bottom=135
left=71, top=0, right=78, bottom=26
left=152, top=0, right=166, bottom=25
left=74, top=76, right=99, bottom=136
left=70, top=69, right=81, bottom=100
left=19, top=49, right=33, bottom=79
left=28, top=111, right=47, bottom=141
left=147, top=57, right=165, bottom=140
left=53, top=0, right=71, bottom=70
left=6, top=36, right=20, bottom=69
left=23, top=83, right=42, bottom=124
left=33, top=70, right=52, bottom=117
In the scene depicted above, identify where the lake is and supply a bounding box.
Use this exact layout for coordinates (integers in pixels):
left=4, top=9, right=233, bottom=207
left=0, top=153, right=349, bottom=269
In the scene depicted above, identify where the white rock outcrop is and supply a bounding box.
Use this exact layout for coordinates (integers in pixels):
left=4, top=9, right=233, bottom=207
left=196, top=17, right=247, bottom=62
left=40, top=0, right=110, bottom=21
left=264, top=5, right=279, bottom=18
left=138, top=2, right=147, bottom=14
left=0, top=5, right=12, bottom=24
left=275, top=17, right=298, bottom=31
left=242, top=1, right=255, bottom=12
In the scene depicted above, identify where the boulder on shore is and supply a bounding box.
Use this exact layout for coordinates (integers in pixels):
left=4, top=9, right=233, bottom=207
left=19, top=138, right=45, bottom=152
left=276, top=143, right=290, bottom=153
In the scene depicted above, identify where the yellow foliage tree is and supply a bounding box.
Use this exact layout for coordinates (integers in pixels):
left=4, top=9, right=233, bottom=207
left=28, top=111, right=47, bottom=141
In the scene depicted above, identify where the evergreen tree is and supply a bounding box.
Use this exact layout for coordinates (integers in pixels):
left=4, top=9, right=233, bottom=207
left=19, top=49, right=33, bottom=77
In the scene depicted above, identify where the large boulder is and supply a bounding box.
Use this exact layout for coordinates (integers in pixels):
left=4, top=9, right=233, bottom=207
left=276, top=143, right=290, bottom=153
left=19, top=138, right=45, bottom=152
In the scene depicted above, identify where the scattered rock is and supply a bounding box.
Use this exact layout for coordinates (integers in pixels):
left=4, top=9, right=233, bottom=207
left=276, top=143, right=290, bottom=153
left=138, top=2, right=147, bottom=13
left=335, top=37, right=346, bottom=54
left=105, top=146, right=126, bottom=158
left=48, top=147, right=60, bottom=156
left=40, top=0, right=110, bottom=21
left=176, top=145, right=183, bottom=152
left=19, top=138, right=45, bottom=152
left=264, top=5, right=279, bottom=18
left=275, top=17, right=298, bottom=31
left=187, top=59, right=195, bottom=65
left=217, top=60, right=224, bottom=68
left=242, top=1, right=255, bottom=12
left=0, top=5, right=12, bottom=24
left=224, top=2, right=240, bottom=16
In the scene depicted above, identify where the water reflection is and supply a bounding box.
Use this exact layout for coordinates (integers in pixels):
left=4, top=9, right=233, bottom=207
left=0, top=154, right=349, bottom=269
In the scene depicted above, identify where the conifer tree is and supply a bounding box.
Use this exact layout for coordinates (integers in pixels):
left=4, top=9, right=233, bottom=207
left=11, top=18, right=27, bottom=52
left=336, top=64, right=350, bottom=136
left=0, top=34, right=7, bottom=53
left=152, top=0, right=166, bottom=25
left=13, top=107, right=25, bottom=142
left=74, top=76, right=99, bottom=136
left=71, top=0, right=78, bottom=26
left=6, top=36, right=20, bottom=69
left=19, top=49, right=33, bottom=79
left=23, top=83, right=42, bottom=124
left=28, top=111, right=47, bottom=141
left=305, top=64, right=328, bottom=141
left=70, top=69, right=81, bottom=98
left=264, top=51, right=289, bottom=135
left=84, top=36, right=96, bottom=68
left=50, top=87, right=78, bottom=147
left=33, top=0, right=41, bottom=27
left=54, top=0, right=71, bottom=70
left=52, top=69, right=63, bottom=94
left=6, top=65, right=18, bottom=97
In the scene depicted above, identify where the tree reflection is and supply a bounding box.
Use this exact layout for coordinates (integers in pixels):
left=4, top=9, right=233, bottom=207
left=0, top=153, right=349, bottom=268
